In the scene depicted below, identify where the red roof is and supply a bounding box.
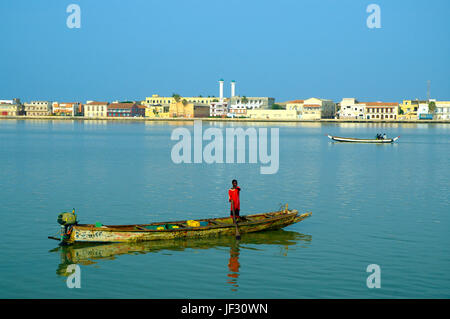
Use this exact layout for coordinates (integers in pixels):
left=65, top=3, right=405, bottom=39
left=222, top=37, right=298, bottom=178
left=86, top=101, right=108, bottom=105
left=108, top=102, right=136, bottom=109
left=287, top=100, right=304, bottom=104
left=365, top=102, right=398, bottom=107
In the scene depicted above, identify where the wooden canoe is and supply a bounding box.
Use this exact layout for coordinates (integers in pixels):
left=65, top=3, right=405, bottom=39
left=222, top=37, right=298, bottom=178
left=327, top=134, right=399, bottom=143
left=58, top=208, right=311, bottom=245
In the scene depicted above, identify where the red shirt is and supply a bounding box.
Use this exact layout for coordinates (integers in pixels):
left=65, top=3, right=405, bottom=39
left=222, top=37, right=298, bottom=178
left=228, top=187, right=241, bottom=210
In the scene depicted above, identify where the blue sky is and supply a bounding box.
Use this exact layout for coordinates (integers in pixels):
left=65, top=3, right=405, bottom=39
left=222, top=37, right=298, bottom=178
left=0, top=0, right=449, bottom=103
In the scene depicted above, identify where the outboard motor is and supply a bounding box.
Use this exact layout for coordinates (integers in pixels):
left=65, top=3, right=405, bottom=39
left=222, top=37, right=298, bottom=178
left=57, top=208, right=78, bottom=241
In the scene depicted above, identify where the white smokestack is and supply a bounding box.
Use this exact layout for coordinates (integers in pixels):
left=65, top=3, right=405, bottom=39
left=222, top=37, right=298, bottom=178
left=219, top=78, right=224, bottom=102
left=231, top=80, right=236, bottom=97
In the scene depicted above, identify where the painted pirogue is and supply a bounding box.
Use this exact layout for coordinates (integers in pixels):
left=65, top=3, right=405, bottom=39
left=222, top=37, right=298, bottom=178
left=327, top=134, right=400, bottom=143
left=52, top=206, right=311, bottom=245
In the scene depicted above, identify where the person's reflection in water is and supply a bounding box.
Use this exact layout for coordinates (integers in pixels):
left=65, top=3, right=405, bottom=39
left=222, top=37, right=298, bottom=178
left=226, top=243, right=240, bottom=291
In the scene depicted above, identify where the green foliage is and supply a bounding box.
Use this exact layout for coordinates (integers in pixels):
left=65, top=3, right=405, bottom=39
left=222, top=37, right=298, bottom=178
left=428, top=101, right=436, bottom=113
left=172, top=93, right=181, bottom=102
left=271, top=103, right=284, bottom=110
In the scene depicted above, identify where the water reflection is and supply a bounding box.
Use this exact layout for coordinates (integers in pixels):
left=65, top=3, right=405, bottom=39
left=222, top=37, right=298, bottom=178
left=227, top=242, right=240, bottom=291
left=52, top=230, right=312, bottom=292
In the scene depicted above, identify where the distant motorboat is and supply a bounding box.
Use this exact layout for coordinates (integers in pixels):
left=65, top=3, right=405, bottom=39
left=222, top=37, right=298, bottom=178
left=327, top=134, right=400, bottom=143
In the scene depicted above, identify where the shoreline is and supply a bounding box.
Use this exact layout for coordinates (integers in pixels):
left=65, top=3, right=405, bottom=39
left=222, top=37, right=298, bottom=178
left=1, top=115, right=449, bottom=124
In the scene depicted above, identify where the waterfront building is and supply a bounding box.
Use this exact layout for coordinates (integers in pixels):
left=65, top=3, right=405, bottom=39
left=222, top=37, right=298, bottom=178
left=143, top=94, right=222, bottom=107
left=0, top=99, right=23, bottom=116
left=246, top=109, right=298, bottom=120
left=107, top=102, right=144, bottom=117
left=24, top=101, right=52, bottom=116
left=286, top=100, right=304, bottom=112
left=337, top=98, right=365, bottom=119
left=145, top=105, right=170, bottom=118
left=52, top=102, right=81, bottom=116
left=209, top=78, right=230, bottom=117
left=169, top=101, right=210, bottom=118
left=301, top=98, right=336, bottom=120
left=434, top=100, right=450, bottom=120
left=284, top=100, right=304, bottom=119
left=84, top=101, right=108, bottom=118
left=228, top=96, right=275, bottom=117
left=398, top=100, right=421, bottom=120
left=365, top=102, right=399, bottom=120
left=417, top=101, right=430, bottom=119
left=210, top=101, right=228, bottom=117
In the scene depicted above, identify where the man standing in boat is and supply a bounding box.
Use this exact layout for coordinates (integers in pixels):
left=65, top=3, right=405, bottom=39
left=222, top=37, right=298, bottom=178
left=228, top=179, right=241, bottom=219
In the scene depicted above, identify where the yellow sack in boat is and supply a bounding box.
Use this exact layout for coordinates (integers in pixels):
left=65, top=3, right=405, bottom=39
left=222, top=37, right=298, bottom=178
left=156, top=226, right=165, bottom=230
left=187, top=220, right=200, bottom=227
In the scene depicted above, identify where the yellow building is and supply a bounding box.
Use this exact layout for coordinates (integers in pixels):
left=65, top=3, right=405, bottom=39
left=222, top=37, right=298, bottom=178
left=399, top=100, right=419, bottom=120
left=286, top=100, right=304, bottom=112
left=169, top=101, right=210, bottom=118
left=144, top=94, right=226, bottom=107
left=145, top=105, right=170, bottom=118
left=247, top=109, right=298, bottom=119
left=301, top=98, right=336, bottom=120
left=0, top=99, right=23, bottom=116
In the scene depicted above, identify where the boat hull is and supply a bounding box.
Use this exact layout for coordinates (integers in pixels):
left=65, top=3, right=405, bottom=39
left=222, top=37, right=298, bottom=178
left=64, top=211, right=311, bottom=244
left=327, top=135, right=399, bottom=143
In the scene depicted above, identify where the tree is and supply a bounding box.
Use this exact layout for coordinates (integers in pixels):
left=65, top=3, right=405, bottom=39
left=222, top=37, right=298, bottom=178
left=399, top=108, right=404, bottom=115
left=271, top=103, right=284, bottom=110
left=242, top=96, right=249, bottom=104
left=182, top=99, right=188, bottom=106
left=172, top=93, right=181, bottom=102
left=428, top=101, right=436, bottom=113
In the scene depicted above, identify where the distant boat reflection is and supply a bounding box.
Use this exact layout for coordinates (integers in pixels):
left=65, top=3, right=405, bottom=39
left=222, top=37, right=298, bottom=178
left=51, top=229, right=312, bottom=291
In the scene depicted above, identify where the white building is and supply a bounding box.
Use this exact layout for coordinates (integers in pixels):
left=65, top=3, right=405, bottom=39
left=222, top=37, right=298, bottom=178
left=84, top=101, right=108, bottom=118
left=24, top=101, right=52, bottom=116
left=52, top=102, right=79, bottom=116
left=435, top=100, right=450, bottom=120
left=229, top=96, right=275, bottom=117
left=338, top=98, right=365, bottom=119
left=417, top=101, right=430, bottom=119
left=210, top=101, right=228, bottom=117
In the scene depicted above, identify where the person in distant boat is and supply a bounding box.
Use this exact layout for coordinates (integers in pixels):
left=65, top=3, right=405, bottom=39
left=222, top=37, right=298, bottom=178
left=376, top=133, right=381, bottom=140
left=228, top=179, right=241, bottom=219
left=383, top=133, right=387, bottom=139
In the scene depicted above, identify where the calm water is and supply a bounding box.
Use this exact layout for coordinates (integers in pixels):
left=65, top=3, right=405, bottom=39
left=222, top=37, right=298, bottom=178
left=0, top=119, right=449, bottom=298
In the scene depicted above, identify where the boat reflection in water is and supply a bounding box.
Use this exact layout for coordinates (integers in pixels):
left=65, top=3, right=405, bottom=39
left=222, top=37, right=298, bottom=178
left=52, top=230, right=311, bottom=291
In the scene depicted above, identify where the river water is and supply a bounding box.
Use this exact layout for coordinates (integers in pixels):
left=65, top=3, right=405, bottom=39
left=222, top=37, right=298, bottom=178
left=0, top=119, right=448, bottom=298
